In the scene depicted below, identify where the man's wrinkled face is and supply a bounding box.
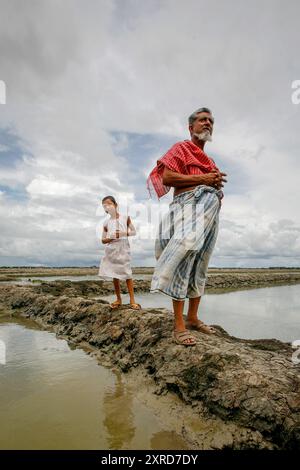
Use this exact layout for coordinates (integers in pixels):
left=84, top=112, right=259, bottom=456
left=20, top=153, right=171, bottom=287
left=190, top=112, right=214, bottom=141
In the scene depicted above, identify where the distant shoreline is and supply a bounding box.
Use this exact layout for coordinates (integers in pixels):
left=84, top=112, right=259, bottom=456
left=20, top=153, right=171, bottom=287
left=1, top=267, right=300, bottom=289
left=1, top=266, right=300, bottom=270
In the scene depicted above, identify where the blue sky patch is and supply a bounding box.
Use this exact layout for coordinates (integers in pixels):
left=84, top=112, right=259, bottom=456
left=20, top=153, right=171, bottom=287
left=0, top=184, right=28, bottom=202
left=0, top=127, right=28, bottom=169
left=110, top=131, right=177, bottom=199
left=110, top=131, right=250, bottom=199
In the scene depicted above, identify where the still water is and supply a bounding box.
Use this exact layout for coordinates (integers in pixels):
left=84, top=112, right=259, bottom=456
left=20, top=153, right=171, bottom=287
left=0, top=316, right=189, bottom=450
left=103, top=284, right=300, bottom=343
left=1, top=284, right=299, bottom=449
left=2, top=274, right=152, bottom=285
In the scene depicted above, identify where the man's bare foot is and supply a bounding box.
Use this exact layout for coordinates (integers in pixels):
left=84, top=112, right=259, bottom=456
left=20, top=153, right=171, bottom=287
left=186, top=320, right=216, bottom=335
left=173, top=329, right=197, bottom=346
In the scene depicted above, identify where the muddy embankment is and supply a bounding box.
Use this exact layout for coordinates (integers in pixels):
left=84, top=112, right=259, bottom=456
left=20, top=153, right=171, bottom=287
left=0, top=281, right=300, bottom=450
left=2, top=268, right=300, bottom=297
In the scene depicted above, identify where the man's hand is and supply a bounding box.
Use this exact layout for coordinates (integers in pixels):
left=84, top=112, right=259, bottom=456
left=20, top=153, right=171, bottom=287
left=162, top=166, right=227, bottom=190
left=201, top=169, right=227, bottom=189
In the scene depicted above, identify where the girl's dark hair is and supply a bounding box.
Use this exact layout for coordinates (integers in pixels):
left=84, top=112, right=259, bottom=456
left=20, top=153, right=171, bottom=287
left=102, top=195, right=117, bottom=205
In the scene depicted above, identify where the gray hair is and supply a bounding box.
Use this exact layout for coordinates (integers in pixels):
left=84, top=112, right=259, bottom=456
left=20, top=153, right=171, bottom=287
left=188, top=107, right=214, bottom=126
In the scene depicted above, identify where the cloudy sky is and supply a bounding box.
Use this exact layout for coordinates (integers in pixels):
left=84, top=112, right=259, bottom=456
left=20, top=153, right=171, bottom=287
left=0, top=0, right=299, bottom=268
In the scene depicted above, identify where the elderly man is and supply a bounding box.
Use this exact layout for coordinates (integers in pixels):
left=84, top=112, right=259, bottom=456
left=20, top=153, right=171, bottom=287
left=146, top=107, right=227, bottom=346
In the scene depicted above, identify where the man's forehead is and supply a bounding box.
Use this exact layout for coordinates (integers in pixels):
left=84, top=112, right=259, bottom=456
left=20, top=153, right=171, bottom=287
left=196, top=111, right=214, bottom=120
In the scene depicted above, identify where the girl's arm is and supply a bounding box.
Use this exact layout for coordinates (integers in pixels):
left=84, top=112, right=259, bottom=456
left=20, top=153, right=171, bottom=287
left=127, top=216, right=136, bottom=236
left=115, top=216, right=136, bottom=238
left=101, top=224, right=114, bottom=244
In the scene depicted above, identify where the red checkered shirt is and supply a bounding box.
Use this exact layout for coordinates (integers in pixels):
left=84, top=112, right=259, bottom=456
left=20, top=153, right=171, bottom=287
left=146, top=139, right=223, bottom=200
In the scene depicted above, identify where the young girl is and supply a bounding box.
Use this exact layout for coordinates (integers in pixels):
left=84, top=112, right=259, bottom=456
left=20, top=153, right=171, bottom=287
left=98, top=195, right=141, bottom=310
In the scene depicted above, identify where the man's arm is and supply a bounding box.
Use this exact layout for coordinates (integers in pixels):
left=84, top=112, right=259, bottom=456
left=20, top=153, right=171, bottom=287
left=162, top=167, right=227, bottom=189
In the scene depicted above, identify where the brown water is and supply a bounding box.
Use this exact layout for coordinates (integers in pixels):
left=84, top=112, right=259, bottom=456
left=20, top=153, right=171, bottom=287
left=0, top=315, right=189, bottom=450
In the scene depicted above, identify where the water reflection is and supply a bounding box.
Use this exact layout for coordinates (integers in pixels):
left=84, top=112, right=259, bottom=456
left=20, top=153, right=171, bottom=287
left=0, top=317, right=190, bottom=450
left=103, top=373, right=135, bottom=449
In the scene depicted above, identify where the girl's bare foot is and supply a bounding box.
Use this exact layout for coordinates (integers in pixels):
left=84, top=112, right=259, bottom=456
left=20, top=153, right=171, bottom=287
left=110, top=299, right=122, bottom=309
left=129, top=302, right=141, bottom=310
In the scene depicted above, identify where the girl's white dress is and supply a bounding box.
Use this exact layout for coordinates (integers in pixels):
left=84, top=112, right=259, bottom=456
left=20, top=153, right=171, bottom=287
left=98, top=213, right=133, bottom=280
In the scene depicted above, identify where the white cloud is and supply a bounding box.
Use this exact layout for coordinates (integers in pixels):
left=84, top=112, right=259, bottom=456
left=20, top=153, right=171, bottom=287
left=0, top=0, right=299, bottom=266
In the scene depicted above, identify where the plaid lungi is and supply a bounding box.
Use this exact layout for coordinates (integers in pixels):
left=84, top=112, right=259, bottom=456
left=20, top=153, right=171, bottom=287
left=150, top=185, right=222, bottom=300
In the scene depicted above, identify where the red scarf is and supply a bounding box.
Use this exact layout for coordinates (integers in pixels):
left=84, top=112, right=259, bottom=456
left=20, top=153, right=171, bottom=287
left=146, top=140, right=222, bottom=199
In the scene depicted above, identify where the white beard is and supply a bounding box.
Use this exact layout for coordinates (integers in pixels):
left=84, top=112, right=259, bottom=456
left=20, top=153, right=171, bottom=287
left=193, top=130, right=212, bottom=142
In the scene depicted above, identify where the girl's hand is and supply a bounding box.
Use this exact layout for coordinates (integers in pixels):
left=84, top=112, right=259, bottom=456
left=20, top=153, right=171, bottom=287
left=115, top=229, right=128, bottom=238
left=102, top=237, right=115, bottom=244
